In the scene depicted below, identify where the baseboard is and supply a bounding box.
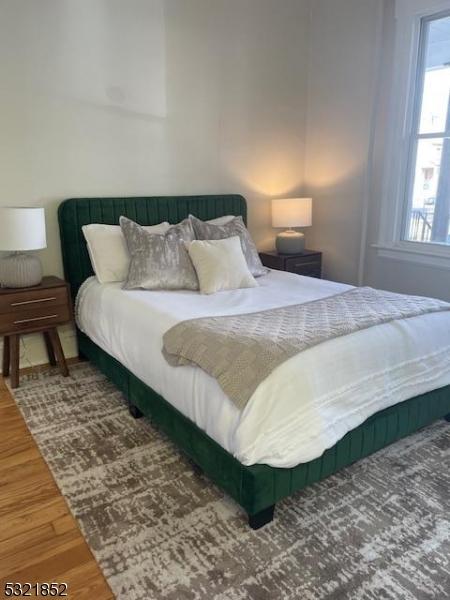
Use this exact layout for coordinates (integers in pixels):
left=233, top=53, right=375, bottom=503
left=15, top=355, right=84, bottom=376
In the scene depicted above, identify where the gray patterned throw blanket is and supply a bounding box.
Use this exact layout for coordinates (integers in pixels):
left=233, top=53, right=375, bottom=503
left=163, top=287, right=450, bottom=410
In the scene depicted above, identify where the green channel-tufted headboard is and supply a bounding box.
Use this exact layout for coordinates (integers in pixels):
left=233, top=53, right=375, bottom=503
left=58, top=194, right=247, bottom=300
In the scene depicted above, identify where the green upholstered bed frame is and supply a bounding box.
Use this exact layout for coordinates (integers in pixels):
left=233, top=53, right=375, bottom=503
left=58, top=195, right=450, bottom=529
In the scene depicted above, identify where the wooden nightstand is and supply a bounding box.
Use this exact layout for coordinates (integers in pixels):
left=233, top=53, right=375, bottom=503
left=259, top=250, right=322, bottom=278
left=0, top=276, right=73, bottom=388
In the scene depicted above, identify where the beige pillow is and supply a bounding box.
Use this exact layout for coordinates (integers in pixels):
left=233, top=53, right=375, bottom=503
left=186, top=236, right=257, bottom=295
left=82, top=222, right=170, bottom=284
left=189, top=215, right=268, bottom=277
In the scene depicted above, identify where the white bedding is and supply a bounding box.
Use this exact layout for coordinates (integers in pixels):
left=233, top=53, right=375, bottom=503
left=76, top=271, right=450, bottom=467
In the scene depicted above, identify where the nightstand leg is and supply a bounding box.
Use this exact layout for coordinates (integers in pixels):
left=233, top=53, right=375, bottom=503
left=2, top=336, right=10, bottom=377
left=43, top=331, right=56, bottom=366
left=48, top=328, right=69, bottom=377
left=10, top=335, right=20, bottom=389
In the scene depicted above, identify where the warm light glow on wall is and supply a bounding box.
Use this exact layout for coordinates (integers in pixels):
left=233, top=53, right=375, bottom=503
left=304, top=129, right=363, bottom=189
left=239, top=152, right=303, bottom=196
left=305, top=160, right=361, bottom=189
left=223, top=135, right=304, bottom=197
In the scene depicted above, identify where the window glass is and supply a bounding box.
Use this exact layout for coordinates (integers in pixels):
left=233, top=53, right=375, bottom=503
left=419, top=16, right=450, bottom=134
left=404, top=14, right=450, bottom=245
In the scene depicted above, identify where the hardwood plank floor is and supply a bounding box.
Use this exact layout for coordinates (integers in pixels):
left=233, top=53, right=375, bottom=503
left=0, top=374, right=113, bottom=599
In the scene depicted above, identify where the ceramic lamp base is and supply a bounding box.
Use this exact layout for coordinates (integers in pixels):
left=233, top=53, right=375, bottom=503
left=275, top=230, right=305, bottom=254
left=0, top=253, right=43, bottom=288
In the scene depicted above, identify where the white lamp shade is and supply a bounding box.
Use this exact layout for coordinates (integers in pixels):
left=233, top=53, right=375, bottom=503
left=272, top=198, right=312, bottom=228
left=0, top=207, right=47, bottom=251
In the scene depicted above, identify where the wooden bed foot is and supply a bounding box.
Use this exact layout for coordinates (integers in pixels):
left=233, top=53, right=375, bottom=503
left=445, top=414, right=450, bottom=422
left=192, top=463, right=203, bottom=477
left=248, top=505, right=275, bottom=530
left=129, top=404, right=143, bottom=419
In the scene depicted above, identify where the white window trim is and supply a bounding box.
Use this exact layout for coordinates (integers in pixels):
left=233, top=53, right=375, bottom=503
left=375, top=0, right=450, bottom=270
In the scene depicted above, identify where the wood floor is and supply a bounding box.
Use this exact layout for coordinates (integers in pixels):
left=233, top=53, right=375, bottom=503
left=0, top=373, right=113, bottom=599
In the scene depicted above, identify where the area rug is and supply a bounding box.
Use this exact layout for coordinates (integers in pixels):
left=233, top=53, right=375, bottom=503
left=10, top=362, right=450, bottom=600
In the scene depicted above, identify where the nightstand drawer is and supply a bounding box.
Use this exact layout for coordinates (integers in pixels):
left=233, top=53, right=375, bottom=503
left=0, top=303, right=72, bottom=334
left=0, top=286, right=68, bottom=314
left=285, top=257, right=321, bottom=270
left=294, top=267, right=321, bottom=278
left=259, top=250, right=323, bottom=278
left=285, top=256, right=322, bottom=277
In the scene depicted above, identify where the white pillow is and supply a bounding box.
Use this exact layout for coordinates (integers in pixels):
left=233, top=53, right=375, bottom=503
left=186, top=236, right=257, bottom=295
left=82, top=222, right=170, bottom=284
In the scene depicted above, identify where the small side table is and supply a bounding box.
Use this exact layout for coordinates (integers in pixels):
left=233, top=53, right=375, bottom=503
left=0, top=276, right=73, bottom=388
left=259, top=250, right=322, bottom=278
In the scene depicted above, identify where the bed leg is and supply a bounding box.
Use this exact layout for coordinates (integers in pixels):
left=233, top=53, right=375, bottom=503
left=445, top=414, right=450, bottom=422
left=248, top=504, right=275, bottom=530
left=129, top=403, right=143, bottom=419
left=192, top=463, right=203, bottom=477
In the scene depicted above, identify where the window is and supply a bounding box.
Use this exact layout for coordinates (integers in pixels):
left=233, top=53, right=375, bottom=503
left=403, top=12, right=450, bottom=246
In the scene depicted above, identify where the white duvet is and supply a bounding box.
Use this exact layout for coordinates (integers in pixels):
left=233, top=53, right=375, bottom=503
left=76, top=271, right=450, bottom=468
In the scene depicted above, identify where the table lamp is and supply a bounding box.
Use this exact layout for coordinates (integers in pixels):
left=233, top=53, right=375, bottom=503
left=0, top=207, right=47, bottom=288
left=272, top=197, right=312, bottom=254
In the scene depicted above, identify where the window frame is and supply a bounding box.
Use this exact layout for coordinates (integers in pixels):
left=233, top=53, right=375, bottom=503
left=375, top=0, right=450, bottom=269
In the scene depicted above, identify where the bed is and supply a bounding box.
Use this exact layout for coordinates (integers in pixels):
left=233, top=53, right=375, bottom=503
left=58, top=195, right=450, bottom=528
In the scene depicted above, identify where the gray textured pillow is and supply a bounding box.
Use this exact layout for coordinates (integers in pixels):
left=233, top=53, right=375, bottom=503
left=189, top=215, right=268, bottom=277
left=120, top=216, right=198, bottom=290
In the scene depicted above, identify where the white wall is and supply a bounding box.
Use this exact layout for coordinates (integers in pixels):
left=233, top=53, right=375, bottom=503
left=304, top=0, right=385, bottom=284
left=362, top=0, right=450, bottom=302
left=303, top=0, right=450, bottom=299
left=0, top=0, right=310, bottom=368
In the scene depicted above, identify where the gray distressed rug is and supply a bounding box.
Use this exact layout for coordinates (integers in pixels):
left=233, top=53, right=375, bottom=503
left=10, top=363, right=450, bottom=600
